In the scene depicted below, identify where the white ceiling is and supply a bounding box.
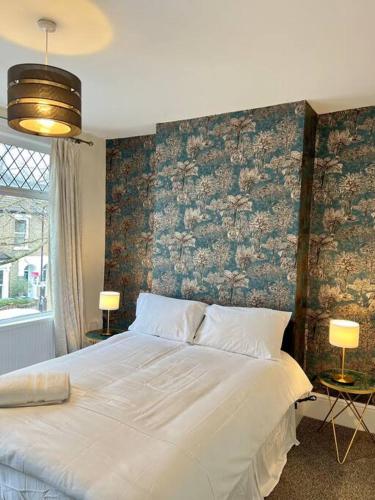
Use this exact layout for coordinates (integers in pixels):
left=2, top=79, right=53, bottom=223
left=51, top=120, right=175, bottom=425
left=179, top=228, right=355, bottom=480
left=1, top=0, right=375, bottom=139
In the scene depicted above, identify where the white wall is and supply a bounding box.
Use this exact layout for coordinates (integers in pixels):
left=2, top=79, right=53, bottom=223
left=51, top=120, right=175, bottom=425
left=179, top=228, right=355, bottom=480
left=78, top=132, right=106, bottom=333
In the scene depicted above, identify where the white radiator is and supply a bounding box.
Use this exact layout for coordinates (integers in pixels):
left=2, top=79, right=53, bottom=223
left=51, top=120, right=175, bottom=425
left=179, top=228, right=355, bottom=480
left=0, top=316, right=55, bottom=375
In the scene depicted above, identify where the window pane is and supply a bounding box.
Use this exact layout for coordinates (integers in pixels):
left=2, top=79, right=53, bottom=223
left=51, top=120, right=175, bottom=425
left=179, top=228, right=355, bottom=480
left=14, top=219, right=27, bottom=245
left=0, top=195, right=50, bottom=320
left=0, top=143, right=49, bottom=192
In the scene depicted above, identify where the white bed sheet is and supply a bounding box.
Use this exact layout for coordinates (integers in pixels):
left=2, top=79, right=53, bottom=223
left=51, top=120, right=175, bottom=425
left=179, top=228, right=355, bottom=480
left=0, top=405, right=297, bottom=500
left=0, top=332, right=312, bottom=500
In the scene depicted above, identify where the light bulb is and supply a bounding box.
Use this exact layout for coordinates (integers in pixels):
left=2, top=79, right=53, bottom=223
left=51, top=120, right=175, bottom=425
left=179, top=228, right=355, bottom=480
left=19, top=118, right=71, bottom=136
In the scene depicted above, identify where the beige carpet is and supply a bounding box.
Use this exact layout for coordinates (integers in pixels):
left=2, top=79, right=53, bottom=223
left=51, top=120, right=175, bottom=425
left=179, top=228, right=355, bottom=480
left=269, top=417, right=375, bottom=500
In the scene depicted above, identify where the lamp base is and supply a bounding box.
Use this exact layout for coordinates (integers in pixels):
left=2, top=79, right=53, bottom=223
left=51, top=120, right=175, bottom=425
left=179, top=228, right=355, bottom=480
left=100, top=328, right=118, bottom=337
left=331, top=372, right=355, bottom=385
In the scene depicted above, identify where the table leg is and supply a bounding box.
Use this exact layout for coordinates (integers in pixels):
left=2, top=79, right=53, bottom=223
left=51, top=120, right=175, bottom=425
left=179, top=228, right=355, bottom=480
left=323, top=393, right=361, bottom=427
left=331, top=392, right=373, bottom=464
left=317, top=388, right=341, bottom=431
left=344, top=393, right=375, bottom=442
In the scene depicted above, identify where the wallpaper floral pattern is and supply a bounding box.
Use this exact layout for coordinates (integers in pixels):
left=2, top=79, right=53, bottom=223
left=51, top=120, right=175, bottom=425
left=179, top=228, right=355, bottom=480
left=307, top=107, right=375, bottom=377
left=105, top=135, right=155, bottom=327
left=105, top=102, right=311, bottom=329
left=105, top=103, right=375, bottom=378
left=151, top=102, right=307, bottom=311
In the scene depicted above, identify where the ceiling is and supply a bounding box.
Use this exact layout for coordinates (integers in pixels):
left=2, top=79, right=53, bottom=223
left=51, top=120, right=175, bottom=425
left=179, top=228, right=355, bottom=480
left=1, top=0, right=375, bottom=139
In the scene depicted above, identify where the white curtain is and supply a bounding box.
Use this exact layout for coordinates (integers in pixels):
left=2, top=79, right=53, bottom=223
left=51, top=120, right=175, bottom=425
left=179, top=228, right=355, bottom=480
left=49, top=139, right=84, bottom=355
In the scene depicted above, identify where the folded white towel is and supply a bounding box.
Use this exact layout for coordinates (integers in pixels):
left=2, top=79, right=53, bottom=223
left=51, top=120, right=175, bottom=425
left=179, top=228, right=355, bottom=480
left=0, top=372, right=70, bottom=408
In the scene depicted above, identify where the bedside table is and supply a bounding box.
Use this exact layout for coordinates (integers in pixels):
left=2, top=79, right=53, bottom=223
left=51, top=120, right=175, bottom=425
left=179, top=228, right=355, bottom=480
left=85, top=328, right=123, bottom=345
left=317, top=369, right=375, bottom=463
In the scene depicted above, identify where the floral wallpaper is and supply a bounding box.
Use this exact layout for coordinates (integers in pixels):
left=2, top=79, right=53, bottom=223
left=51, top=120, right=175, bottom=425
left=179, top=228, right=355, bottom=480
left=151, top=101, right=310, bottom=314
left=105, top=102, right=313, bottom=336
left=105, top=103, right=375, bottom=378
left=307, top=107, right=375, bottom=378
left=105, top=135, right=155, bottom=328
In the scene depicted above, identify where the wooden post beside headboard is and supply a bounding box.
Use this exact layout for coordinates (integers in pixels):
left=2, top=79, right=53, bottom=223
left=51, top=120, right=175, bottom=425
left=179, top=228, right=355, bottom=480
left=293, top=103, right=317, bottom=366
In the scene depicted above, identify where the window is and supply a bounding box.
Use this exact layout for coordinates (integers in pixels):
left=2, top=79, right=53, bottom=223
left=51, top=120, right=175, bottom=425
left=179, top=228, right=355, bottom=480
left=23, top=264, right=33, bottom=280
left=14, top=218, right=28, bottom=247
left=0, top=141, right=50, bottom=321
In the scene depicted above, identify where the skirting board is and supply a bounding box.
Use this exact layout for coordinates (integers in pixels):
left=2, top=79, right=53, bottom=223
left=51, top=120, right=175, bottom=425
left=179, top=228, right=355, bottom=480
left=296, top=392, right=375, bottom=434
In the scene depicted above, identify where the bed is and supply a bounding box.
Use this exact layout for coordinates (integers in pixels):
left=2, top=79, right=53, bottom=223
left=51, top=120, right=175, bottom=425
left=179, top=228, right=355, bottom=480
left=0, top=330, right=311, bottom=500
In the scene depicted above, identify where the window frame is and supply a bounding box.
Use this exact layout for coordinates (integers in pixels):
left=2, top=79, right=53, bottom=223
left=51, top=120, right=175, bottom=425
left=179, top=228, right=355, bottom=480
left=0, top=129, right=51, bottom=326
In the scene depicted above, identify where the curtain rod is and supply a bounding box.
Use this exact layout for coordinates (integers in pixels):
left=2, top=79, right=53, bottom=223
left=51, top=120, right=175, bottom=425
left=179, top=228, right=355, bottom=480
left=0, top=115, right=94, bottom=146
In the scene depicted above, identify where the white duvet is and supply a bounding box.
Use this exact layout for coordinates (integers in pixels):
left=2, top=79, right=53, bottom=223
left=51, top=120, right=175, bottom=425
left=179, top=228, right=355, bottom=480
left=0, top=332, right=312, bottom=500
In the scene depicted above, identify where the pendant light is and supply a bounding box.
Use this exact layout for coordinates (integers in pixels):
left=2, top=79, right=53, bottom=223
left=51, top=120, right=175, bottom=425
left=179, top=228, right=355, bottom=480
left=7, top=18, right=81, bottom=138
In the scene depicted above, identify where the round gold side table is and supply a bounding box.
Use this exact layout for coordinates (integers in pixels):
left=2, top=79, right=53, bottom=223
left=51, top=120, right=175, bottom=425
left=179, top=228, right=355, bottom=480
left=317, top=369, right=375, bottom=464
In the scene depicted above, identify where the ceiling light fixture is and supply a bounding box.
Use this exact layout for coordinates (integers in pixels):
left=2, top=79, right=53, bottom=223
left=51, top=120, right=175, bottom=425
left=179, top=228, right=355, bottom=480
left=7, top=18, right=81, bottom=138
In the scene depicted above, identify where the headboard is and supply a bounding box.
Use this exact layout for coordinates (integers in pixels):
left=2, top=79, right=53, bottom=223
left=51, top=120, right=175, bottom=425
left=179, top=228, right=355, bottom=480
left=281, top=319, right=296, bottom=357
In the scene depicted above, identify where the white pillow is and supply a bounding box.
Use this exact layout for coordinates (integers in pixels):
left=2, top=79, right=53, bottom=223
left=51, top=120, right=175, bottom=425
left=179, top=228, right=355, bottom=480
left=194, top=304, right=292, bottom=360
left=128, top=292, right=207, bottom=343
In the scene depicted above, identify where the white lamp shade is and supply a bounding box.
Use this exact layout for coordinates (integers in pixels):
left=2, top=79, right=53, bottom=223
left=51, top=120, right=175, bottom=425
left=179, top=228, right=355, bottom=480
left=329, top=319, right=359, bottom=348
left=99, top=291, right=120, bottom=311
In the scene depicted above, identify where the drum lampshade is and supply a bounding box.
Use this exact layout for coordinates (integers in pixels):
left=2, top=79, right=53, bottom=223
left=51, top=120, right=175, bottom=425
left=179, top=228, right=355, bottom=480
left=7, top=63, right=81, bottom=138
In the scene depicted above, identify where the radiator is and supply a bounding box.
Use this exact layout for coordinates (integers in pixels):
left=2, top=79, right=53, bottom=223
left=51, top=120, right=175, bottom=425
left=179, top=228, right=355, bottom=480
left=0, top=316, right=55, bottom=375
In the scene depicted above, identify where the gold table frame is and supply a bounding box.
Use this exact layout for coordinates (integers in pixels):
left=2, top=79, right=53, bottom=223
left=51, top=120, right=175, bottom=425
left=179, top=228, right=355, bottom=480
left=317, top=371, right=375, bottom=464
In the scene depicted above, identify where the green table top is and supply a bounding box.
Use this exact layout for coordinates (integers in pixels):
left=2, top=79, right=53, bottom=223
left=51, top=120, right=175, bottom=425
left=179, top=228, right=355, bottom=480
left=318, top=369, right=375, bottom=395
left=86, top=329, right=123, bottom=341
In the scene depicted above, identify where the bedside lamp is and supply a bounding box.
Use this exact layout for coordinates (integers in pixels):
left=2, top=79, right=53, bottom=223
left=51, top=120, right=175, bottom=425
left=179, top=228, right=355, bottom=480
left=329, top=319, right=359, bottom=384
left=99, top=291, right=120, bottom=336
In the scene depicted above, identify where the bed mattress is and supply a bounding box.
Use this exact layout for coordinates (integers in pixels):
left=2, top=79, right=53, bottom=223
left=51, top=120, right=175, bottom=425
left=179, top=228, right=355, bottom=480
left=0, top=332, right=312, bottom=499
